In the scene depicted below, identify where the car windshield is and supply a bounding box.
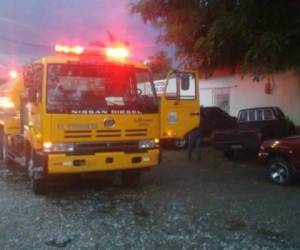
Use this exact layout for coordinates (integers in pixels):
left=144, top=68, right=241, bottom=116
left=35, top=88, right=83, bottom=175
left=47, top=63, right=158, bottom=114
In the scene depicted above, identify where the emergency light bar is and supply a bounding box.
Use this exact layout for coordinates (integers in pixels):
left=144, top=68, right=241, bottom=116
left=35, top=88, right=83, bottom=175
left=105, top=47, right=129, bottom=59
left=55, top=45, right=84, bottom=55
left=55, top=44, right=129, bottom=61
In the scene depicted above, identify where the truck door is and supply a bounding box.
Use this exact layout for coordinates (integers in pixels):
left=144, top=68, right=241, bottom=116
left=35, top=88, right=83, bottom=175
left=160, top=70, right=200, bottom=139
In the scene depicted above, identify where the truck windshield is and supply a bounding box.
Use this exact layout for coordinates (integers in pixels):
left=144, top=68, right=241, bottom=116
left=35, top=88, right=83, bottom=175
left=46, top=63, right=158, bottom=114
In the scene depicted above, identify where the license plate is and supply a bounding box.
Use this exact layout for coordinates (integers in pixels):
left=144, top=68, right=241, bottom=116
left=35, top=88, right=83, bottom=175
left=231, top=145, right=243, bottom=149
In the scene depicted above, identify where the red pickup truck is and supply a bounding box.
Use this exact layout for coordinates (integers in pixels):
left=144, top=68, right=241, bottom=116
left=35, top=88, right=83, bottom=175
left=212, top=107, right=296, bottom=158
left=259, top=136, right=300, bottom=185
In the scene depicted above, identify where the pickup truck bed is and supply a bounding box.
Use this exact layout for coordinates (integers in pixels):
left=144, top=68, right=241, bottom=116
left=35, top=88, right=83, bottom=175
left=212, top=128, right=261, bottom=152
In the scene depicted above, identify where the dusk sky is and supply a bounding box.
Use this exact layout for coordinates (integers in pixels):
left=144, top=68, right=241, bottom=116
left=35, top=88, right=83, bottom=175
left=0, top=0, right=174, bottom=77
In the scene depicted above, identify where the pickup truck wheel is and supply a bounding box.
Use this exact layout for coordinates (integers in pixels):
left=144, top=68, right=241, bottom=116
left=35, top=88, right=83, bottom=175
left=267, top=157, right=294, bottom=185
left=122, top=170, right=141, bottom=187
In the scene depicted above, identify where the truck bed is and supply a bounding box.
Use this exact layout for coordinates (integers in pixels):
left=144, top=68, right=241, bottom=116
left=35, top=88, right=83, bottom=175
left=212, top=128, right=262, bottom=152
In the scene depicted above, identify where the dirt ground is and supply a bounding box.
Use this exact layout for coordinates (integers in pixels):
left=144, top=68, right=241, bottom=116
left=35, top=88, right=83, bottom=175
left=0, top=147, right=299, bottom=249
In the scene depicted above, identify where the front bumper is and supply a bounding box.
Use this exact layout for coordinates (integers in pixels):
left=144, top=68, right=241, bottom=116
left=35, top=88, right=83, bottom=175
left=47, top=149, right=160, bottom=174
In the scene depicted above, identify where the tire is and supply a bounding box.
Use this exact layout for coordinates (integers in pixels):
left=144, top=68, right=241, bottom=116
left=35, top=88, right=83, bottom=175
left=0, top=129, right=4, bottom=161
left=29, top=150, right=47, bottom=195
left=122, top=170, right=141, bottom=187
left=31, top=174, right=47, bottom=195
left=175, top=137, right=188, bottom=149
left=267, top=156, right=294, bottom=185
left=0, top=132, right=14, bottom=166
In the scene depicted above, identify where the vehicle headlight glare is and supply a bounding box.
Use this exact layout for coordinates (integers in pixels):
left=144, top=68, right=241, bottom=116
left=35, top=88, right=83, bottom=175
left=139, top=139, right=159, bottom=149
left=43, top=142, right=74, bottom=152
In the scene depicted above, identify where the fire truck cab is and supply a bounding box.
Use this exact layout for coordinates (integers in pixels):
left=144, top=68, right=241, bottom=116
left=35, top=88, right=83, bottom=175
left=0, top=45, right=200, bottom=194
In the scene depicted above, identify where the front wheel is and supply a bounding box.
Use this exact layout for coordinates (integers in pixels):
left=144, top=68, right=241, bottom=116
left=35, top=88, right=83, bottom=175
left=31, top=174, right=48, bottom=195
left=29, top=149, right=48, bottom=195
left=0, top=129, right=4, bottom=161
left=0, top=132, right=14, bottom=166
left=267, top=156, right=294, bottom=185
left=122, top=170, right=141, bottom=187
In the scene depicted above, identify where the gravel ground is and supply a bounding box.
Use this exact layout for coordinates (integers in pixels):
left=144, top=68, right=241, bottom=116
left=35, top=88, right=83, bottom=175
left=0, top=147, right=300, bottom=249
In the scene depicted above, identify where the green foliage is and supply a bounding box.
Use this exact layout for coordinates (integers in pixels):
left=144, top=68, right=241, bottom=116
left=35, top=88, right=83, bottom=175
left=131, top=0, right=300, bottom=77
left=147, top=50, right=173, bottom=79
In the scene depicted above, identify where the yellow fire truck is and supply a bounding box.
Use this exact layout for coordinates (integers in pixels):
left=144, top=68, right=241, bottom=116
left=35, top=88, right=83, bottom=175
left=0, top=45, right=200, bottom=194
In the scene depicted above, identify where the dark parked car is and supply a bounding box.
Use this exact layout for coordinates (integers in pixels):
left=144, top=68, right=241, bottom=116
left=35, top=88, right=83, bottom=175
left=212, top=107, right=296, bottom=157
left=237, top=107, right=296, bottom=139
left=164, top=106, right=236, bottom=149
left=259, top=136, right=300, bottom=185
left=201, top=106, right=236, bottom=139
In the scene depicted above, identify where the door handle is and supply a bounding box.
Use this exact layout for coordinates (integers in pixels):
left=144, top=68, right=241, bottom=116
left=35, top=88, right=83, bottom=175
left=190, top=112, right=200, bottom=116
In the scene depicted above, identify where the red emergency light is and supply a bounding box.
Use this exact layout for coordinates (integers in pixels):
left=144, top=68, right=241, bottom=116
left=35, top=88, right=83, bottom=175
left=54, top=44, right=130, bottom=62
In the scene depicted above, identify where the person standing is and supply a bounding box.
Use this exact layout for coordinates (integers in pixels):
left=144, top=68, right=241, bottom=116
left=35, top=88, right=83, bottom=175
left=187, top=122, right=202, bottom=161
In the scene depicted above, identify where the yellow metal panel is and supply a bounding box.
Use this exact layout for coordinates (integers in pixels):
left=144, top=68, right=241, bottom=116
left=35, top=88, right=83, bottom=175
left=2, top=117, right=21, bottom=135
left=44, top=114, right=159, bottom=143
left=47, top=149, right=159, bottom=174
left=159, top=70, right=200, bottom=139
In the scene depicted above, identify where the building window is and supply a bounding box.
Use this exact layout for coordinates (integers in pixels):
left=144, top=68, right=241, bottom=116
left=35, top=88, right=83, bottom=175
left=213, top=88, right=230, bottom=113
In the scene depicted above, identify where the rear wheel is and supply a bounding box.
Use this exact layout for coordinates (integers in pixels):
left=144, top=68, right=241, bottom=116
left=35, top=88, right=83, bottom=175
left=267, top=156, right=294, bottom=185
left=122, top=170, right=141, bottom=187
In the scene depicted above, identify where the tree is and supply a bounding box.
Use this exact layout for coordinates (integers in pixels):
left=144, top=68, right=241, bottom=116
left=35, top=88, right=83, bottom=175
left=131, top=0, right=300, bottom=78
left=147, top=50, right=173, bottom=79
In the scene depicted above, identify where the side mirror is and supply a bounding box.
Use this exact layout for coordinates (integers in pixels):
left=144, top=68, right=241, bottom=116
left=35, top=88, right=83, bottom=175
left=23, top=68, right=33, bottom=88
left=28, top=88, right=37, bottom=103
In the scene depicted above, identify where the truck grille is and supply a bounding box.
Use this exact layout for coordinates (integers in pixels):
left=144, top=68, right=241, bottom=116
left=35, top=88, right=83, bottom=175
left=64, top=130, right=92, bottom=138
left=63, top=129, right=148, bottom=139
left=125, top=129, right=147, bottom=137
left=96, top=130, right=121, bottom=138
left=74, top=141, right=139, bottom=154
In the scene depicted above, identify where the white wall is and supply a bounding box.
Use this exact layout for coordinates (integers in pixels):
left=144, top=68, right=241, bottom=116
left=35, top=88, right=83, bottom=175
left=200, top=70, right=300, bottom=125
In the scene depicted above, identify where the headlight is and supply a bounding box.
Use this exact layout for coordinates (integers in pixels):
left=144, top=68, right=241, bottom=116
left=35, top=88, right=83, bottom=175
left=43, top=142, right=74, bottom=152
left=0, top=98, right=15, bottom=109
left=139, top=139, right=159, bottom=149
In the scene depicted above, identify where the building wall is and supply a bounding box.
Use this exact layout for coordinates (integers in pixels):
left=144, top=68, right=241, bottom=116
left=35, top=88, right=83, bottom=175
left=200, top=70, right=300, bottom=125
